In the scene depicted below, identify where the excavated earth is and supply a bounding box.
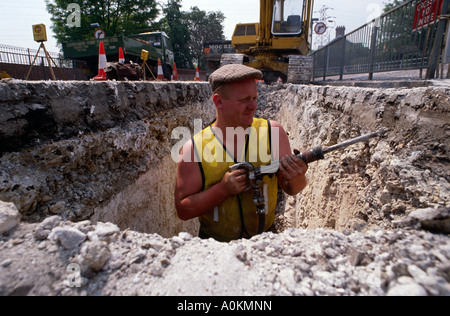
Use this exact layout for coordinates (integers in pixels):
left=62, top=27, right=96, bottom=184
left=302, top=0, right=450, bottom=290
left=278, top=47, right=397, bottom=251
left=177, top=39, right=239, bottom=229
left=0, top=79, right=449, bottom=296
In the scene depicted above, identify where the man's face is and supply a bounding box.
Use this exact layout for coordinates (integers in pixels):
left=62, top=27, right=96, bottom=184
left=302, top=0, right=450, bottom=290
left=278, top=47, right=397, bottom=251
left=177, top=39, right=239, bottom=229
left=216, top=79, right=258, bottom=128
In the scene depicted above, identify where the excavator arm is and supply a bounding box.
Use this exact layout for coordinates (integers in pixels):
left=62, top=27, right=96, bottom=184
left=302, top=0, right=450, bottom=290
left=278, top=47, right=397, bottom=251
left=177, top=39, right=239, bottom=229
left=258, top=0, right=274, bottom=47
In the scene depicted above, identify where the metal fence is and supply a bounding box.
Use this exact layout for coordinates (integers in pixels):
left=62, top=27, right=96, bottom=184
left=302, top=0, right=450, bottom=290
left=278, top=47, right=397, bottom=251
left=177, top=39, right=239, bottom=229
left=0, top=44, right=72, bottom=68
left=312, top=0, right=449, bottom=80
left=0, top=44, right=88, bottom=80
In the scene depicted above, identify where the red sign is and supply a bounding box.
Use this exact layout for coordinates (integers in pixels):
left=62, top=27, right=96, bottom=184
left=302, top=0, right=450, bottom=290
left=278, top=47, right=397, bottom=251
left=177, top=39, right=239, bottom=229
left=94, top=28, right=106, bottom=39
left=315, top=22, right=327, bottom=35
left=413, top=0, right=443, bottom=31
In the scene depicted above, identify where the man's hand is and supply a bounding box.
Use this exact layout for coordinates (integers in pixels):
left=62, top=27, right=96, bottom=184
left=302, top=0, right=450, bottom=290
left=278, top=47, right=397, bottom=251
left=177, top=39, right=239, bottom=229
left=278, top=149, right=308, bottom=196
left=175, top=141, right=250, bottom=221
left=221, top=169, right=249, bottom=196
left=279, top=149, right=308, bottom=181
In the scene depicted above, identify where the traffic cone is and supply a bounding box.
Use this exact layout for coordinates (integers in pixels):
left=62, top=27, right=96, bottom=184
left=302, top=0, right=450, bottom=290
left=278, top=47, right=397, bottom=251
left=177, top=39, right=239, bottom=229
left=157, top=58, right=165, bottom=81
left=93, top=42, right=107, bottom=81
left=194, top=67, right=201, bottom=81
left=172, top=62, right=179, bottom=81
left=119, top=47, right=125, bottom=64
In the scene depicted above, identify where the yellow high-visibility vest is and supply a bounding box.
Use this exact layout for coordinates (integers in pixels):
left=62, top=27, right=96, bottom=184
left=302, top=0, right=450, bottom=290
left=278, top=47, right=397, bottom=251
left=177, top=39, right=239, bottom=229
left=193, top=118, right=279, bottom=242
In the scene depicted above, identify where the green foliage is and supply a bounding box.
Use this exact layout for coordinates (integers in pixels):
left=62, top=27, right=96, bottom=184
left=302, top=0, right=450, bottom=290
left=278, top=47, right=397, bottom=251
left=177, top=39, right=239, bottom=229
left=383, top=0, right=411, bottom=13
left=161, top=1, right=225, bottom=69
left=47, top=0, right=226, bottom=69
left=185, top=7, right=225, bottom=69
left=161, top=0, right=192, bottom=68
left=46, top=0, right=160, bottom=44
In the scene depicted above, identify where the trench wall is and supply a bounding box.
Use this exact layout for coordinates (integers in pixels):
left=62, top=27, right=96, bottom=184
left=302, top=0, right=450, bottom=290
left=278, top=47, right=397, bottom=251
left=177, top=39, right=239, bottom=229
left=0, top=80, right=215, bottom=237
left=0, top=80, right=449, bottom=237
left=257, top=83, right=449, bottom=231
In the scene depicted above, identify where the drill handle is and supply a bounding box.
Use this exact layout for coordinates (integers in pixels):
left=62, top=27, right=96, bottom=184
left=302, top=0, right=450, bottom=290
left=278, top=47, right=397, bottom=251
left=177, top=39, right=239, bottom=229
left=296, top=146, right=325, bottom=165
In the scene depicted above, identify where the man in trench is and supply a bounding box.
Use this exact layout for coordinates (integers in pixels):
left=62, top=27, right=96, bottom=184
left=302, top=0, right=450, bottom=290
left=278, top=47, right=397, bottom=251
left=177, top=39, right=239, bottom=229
left=175, top=64, right=308, bottom=242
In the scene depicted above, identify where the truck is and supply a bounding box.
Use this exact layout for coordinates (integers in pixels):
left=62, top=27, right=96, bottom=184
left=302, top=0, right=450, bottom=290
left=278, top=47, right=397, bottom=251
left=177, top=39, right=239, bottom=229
left=62, top=32, right=174, bottom=80
left=203, top=41, right=236, bottom=79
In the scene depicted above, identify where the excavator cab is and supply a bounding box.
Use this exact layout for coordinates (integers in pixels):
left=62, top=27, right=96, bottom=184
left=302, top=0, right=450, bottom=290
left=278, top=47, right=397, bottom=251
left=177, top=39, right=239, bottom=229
left=272, top=0, right=303, bottom=36
left=226, top=0, right=314, bottom=84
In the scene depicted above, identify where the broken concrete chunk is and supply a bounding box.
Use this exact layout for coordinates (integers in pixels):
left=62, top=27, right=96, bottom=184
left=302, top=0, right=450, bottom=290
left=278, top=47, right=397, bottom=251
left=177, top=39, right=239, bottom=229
left=409, top=207, right=450, bottom=234
left=39, top=216, right=62, bottom=231
left=409, top=207, right=449, bottom=222
left=0, top=201, right=21, bottom=234
left=79, top=241, right=111, bottom=272
left=94, top=222, right=120, bottom=237
left=34, top=216, right=63, bottom=241
left=49, top=226, right=86, bottom=250
left=347, top=246, right=367, bottom=266
left=387, top=283, right=428, bottom=296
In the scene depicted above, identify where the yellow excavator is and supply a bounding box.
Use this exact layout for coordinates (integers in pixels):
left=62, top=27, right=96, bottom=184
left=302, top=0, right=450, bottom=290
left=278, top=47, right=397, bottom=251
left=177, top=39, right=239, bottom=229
left=222, top=0, right=315, bottom=83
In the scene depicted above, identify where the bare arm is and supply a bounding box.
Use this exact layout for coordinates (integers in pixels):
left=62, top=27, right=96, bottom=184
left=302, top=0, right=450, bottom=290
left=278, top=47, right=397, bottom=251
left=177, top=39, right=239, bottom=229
left=271, top=121, right=308, bottom=196
left=174, top=140, right=249, bottom=221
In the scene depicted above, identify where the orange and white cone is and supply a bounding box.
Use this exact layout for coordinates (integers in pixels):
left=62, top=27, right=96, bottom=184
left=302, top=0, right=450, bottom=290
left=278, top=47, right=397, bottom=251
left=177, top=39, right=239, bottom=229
left=157, top=58, right=165, bottom=81
left=93, top=42, right=107, bottom=81
left=194, top=67, right=201, bottom=81
left=119, top=47, right=125, bottom=64
left=172, top=62, right=179, bottom=81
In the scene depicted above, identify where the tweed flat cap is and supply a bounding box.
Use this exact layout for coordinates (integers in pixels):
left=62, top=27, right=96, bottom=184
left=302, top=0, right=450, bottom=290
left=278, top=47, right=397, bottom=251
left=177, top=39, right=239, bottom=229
left=209, top=64, right=263, bottom=93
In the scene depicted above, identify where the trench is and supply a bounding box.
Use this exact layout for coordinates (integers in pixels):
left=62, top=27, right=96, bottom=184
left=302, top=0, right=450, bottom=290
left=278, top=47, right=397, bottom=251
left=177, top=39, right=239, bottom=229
left=0, top=80, right=448, bottom=238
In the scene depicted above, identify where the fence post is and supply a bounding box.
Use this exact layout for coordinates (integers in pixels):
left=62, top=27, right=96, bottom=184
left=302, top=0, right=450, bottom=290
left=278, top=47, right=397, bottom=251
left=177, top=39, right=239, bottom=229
left=368, top=25, right=379, bottom=80
left=27, top=49, right=32, bottom=65
left=41, top=57, right=46, bottom=81
left=73, top=60, right=79, bottom=81
left=426, top=0, right=450, bottom=79
left=323, top=47, right=329, bottom=81
left=312, top=54, right=315, bottom=81
left=339, top=37, right=347, bottom=80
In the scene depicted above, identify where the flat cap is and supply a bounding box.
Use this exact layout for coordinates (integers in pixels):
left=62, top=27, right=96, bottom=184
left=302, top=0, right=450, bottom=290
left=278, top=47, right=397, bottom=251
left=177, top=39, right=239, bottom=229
left=209, top=64, right=263, bottom=93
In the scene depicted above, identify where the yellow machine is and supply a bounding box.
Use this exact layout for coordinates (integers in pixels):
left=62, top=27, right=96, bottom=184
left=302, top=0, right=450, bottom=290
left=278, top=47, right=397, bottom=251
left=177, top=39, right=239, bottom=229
left=32, top=24, right=48, bottom=43
left=223, top=0, right=315, bottom=83
left=0, top=71, right=11, bottom=79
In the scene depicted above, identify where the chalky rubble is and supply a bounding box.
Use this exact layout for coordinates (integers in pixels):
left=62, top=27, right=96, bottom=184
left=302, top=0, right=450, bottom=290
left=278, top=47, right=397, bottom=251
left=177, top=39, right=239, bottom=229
left=0, top=206, right=449, bottom=296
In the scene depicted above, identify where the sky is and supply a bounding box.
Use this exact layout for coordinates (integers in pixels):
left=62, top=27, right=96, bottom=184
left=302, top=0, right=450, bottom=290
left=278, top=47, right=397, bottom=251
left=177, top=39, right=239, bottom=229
left=0, top=0, right=394, bottom=53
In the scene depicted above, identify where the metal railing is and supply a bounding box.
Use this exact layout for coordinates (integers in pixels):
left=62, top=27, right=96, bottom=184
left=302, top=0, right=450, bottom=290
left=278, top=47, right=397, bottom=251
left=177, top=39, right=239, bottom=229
left=0, top=44, right=73, bottom=68
left=312, top=0, right=449, bottom=80
left=0, top=43, right=88, bottom=80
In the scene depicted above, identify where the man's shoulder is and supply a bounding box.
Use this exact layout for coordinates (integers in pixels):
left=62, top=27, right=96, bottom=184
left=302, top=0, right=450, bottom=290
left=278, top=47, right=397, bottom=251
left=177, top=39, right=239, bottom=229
left=192, top=125, right=213, bottom=143
left=269, top=120, right=283, bottom=129
left=269, top=120, right=288, bottom=134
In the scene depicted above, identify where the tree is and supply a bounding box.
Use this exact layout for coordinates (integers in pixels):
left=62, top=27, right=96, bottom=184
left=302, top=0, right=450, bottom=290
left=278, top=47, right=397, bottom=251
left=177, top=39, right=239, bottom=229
left=161, top=2, right=226, bottom=70
left=46, top=0, right=160, bottom=45
left=185, top=7, right=226, bottom=69
left=383, top=0, right=410, bottom=13
left=377, top=0, right=427, bottom=67
left=47, top=0, right=226, bottom=69
left=161, top=0, right=192, bottom=68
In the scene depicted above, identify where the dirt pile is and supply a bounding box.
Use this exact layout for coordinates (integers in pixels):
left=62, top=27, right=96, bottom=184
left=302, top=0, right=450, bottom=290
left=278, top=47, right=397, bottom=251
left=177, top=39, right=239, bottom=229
left=0, top=201, right=449, bottom=296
